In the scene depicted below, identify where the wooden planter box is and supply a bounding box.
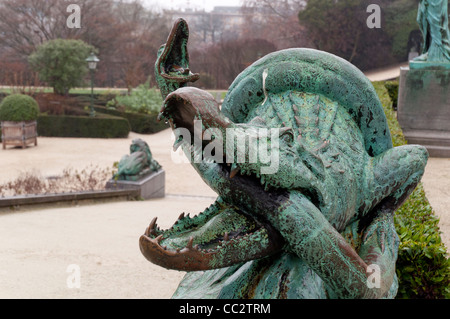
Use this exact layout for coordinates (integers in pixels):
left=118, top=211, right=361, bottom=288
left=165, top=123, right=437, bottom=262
left=1, top=121, right=38, bottom=149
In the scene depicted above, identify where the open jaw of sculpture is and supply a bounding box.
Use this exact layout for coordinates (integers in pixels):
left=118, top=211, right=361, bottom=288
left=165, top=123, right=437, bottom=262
left=140, top=18, right=429, bottom=299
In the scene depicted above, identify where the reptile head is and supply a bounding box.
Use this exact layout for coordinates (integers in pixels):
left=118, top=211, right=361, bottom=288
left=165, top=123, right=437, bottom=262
left=142, top=22, right=349, bottom=273
left=140, top=88, right=291, bottom=271
left=155, top=18, right=200, bottom=99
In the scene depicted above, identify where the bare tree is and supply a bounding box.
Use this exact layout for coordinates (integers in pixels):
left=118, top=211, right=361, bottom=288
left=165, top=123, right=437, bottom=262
left=0, top=0, right=69, bottom=57
left=103, top=0, right=169, bottom=89
left=241, top=0, right=311, bottom=49
left=0, top=0, right=170, bottom=88
left=190, top=38, right=277, bottom=89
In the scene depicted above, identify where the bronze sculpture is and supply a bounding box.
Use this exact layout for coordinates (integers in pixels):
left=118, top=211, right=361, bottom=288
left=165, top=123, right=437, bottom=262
left=114, top=138, right=161, bottom=181
left=414, top=0, right=450, bottom=62
left=139, top=19, right=429, bottom=299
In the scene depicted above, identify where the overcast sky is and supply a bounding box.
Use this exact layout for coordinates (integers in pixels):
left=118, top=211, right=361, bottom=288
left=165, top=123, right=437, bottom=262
left=141, top=0, right=243, bottom=12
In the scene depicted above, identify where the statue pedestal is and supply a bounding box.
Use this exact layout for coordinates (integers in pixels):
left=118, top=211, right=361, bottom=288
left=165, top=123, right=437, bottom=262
left=397, top=65, right=450, bottom=157
left=106, top=169, right=165, bottom=200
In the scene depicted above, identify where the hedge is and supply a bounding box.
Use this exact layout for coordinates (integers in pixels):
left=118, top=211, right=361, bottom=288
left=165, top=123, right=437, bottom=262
left=37, top=113, right=130, bottom=138
left=94, top=106, right=167, bottom=134
left=373, top=81, right=450, bottom=299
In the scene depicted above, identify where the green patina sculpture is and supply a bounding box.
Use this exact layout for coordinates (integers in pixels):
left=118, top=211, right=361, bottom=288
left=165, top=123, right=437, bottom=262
left=114, top=138, right=161, bottom=181
left=414, top=0, right=450, bottom=63
left=139, top=19, right=429, bottom=299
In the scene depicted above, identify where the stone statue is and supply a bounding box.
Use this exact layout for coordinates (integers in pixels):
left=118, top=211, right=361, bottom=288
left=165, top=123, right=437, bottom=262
left=414, top=0, right=450, bottom=62
left=114, top=138, right=161, bottom=181
left=139, top=19, right=428, bottom=299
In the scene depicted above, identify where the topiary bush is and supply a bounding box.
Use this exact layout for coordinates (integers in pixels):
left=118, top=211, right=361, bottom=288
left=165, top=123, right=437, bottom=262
left=0, top=94, right=40, bottom=122
left=374, top=81, right=450, bottom=299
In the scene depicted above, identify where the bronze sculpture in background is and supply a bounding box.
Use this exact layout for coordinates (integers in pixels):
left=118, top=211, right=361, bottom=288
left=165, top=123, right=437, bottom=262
left=114, top=138, right=161, bottom=181
left=414, top=0, right=450, bottom=62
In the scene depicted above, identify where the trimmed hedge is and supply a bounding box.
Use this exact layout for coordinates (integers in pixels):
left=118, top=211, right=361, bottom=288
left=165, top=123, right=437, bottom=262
left=37, top=114, right=130, bottom=138
left=395, top=184, right=450, bottom=298
left=373, top=81, right=450, bottom=299
left=94, top=106, right=167, bottom=134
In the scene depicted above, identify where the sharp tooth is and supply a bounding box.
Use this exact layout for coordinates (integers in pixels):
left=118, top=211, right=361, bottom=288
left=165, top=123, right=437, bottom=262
left=150, top=217, right=157, bottom=229
left=178, top=213, right=185, bottom=220
left=230, top=163, right=240, bottom=179
left=186, top=237, right=194, bottom=249
left=147, top=217, right=158, bottom=236
left=156, top=235, right=163, bottom=244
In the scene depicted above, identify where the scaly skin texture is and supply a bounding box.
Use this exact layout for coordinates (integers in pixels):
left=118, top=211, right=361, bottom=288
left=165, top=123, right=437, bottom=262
left=139, top=19, right=429, bottom=299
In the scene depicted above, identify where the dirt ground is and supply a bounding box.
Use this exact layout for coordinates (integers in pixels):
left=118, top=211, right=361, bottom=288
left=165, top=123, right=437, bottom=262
left=0, top=126, right=449, bottom=299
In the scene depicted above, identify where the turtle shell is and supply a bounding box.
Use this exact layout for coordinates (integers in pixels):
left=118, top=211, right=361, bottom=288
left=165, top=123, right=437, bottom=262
left=221, top=48, right=392, bottom=157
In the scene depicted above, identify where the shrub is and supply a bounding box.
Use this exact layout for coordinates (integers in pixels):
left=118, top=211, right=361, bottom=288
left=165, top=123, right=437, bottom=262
left=0, top=165, right=112, bottom=197
left=0, top=94, right=40, bottom=122
left=373, top=81, right=450, bottom=299
left=107, top=82, right=163, bottom=115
